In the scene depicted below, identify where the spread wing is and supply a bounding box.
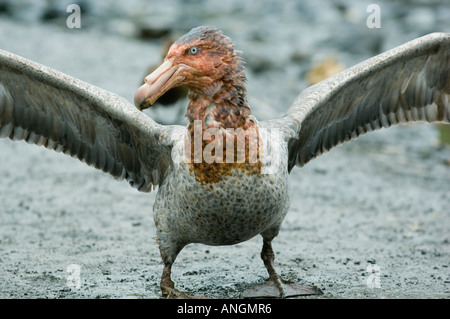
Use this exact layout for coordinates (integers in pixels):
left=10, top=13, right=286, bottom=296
left=274, top=33, right=449, bottom=172
left=0, top=49, right=180, bottom=192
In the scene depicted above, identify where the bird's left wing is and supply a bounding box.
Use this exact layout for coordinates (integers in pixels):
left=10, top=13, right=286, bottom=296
left=0, top=49, right=180, bottom=192
left=269, top=33, right=449, bottom=172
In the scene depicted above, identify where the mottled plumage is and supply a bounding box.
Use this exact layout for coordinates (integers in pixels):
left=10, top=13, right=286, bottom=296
left=0, top=26, right=449, bottom=298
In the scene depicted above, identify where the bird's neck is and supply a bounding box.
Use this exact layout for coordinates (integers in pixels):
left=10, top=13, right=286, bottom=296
left=185, top=76, right=252, bottom=130
left=183, top=77, right=262, bottom=185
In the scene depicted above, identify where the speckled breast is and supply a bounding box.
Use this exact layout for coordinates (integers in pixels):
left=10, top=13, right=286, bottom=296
left=153, top=131, right=290, bottom=246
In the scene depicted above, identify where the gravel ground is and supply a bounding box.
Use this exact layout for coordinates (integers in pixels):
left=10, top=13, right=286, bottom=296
left=0, top=0, right=449, bottom=299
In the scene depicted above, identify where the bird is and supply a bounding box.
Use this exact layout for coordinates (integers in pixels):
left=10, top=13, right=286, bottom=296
left=0, top=26, right=449, bottom=298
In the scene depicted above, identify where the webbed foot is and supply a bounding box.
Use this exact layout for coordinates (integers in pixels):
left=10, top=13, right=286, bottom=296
left=162, top=286, right=209, bottom=299
left=242, top=276, right=322, bottom=298
left=243, top=238, right=322, bottom=298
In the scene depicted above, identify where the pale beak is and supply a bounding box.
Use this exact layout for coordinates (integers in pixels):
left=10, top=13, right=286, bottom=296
left=134, top=59, right=186, bottom=110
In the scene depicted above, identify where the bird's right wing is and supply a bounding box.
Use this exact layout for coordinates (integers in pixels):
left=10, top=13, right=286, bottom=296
left=0, top=49, right=181, bottom=192
left=269, top=33, right=449, bottom=172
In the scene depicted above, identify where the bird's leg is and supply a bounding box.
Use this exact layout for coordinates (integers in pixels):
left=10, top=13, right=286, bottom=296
left=160, top=263, right=174, bottom=297
left=160, top=261, right=192, bottom=299
left=158, top=242, right=194, bottom=299
left=261, top=240, right=279, bottom=279
left=159, top=244, right=208, bottom=299
left=242, top=239, right=322, bottom=298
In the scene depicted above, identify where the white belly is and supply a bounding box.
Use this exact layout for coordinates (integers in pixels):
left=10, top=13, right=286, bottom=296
left=154, top=126, right=290, bottom=246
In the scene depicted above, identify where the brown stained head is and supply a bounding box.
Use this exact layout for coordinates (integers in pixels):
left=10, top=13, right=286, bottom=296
left=135, top=26, right=247, bottom=110
left=167, top=26, right=246, bottom=97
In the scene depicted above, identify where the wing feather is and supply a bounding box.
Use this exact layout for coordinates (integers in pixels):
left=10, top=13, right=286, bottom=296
left=0, top=49, right=178, bottom=192
left=274, top=33, right=449, bottom=171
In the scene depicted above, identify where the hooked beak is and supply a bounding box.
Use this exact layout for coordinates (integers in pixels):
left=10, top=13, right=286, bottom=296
left=134, top=59, right=187, bottom=110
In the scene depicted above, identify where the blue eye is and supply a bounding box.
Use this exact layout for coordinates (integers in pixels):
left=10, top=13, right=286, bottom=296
left=188, top=46, right=199, bottom=55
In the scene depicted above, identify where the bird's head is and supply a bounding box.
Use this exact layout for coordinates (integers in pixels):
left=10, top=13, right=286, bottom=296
left=134, top=26, right=245, bottom=110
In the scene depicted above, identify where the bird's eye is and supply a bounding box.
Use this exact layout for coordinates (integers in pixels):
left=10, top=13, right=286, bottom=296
left=188, top=46, right=199, bottom=55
